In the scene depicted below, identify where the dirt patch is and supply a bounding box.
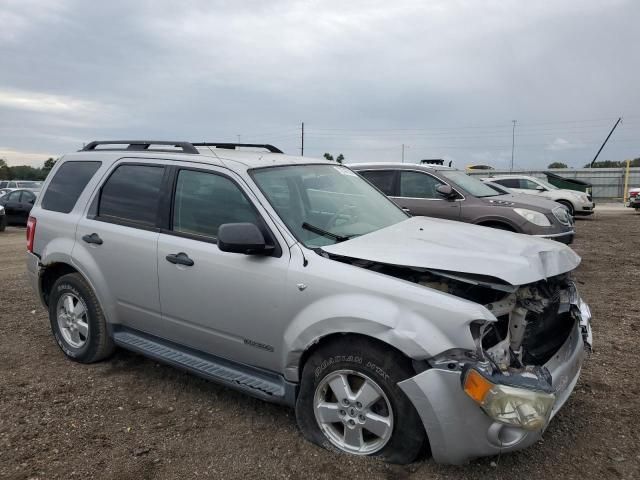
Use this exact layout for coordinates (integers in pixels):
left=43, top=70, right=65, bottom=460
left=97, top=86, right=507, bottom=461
left=0, top=213, right=639, bottom=479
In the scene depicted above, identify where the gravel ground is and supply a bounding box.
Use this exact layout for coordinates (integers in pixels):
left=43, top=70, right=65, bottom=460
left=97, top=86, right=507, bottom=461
left=1, top=211, right=639, bottom=480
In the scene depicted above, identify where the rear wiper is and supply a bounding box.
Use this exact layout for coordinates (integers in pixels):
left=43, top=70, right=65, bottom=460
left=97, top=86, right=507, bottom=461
left=302, top=222, right=351, bottom=242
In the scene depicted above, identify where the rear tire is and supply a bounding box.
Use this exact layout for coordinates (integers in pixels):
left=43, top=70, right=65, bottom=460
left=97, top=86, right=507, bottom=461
left=295, top=336, right=426, bottom=464
left=48, top=273, right=115, bottom=363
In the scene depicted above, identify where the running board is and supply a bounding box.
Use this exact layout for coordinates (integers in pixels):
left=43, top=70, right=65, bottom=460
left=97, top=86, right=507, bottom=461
left=113, top=329, right=296, bottom=406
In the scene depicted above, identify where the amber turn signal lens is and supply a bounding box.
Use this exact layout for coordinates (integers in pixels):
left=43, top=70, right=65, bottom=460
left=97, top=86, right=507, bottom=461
left=463, top=369, right=493, bottom=404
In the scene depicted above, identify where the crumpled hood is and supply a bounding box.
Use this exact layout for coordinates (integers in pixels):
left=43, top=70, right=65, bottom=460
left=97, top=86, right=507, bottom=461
left=322, top=216, right=580, bottom=285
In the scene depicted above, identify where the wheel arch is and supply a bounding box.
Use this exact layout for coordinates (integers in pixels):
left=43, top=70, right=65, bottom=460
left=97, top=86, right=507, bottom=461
left=297, top=332, right=421, bottom=382
left=40, top=262, right=82, bottom=306
left=474, top=219, right=518, bottom=232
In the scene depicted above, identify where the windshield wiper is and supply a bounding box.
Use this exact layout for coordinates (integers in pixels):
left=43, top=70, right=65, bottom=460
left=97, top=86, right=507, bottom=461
left=302, top=222, right=352, bottom=242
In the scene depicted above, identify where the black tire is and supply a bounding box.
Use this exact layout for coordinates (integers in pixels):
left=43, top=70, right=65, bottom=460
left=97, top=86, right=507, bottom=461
left=557, top=200, right=575, bottom=216
left=0, top=216, right=5, bottom=232
left=48, top=273, right=115, bottom=363
left=295, top=335, right=426, bottom=464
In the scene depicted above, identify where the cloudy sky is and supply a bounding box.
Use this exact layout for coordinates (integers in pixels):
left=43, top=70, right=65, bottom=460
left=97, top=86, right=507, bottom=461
left=1, top=0, right=639, bottom=168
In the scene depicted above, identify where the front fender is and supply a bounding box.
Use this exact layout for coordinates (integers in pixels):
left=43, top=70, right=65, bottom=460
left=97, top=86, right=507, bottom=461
left=282, top=285, right=495, bottom=382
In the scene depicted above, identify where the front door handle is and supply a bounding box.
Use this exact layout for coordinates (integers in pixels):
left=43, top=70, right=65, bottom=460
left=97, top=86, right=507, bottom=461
left=166, top=252, right=194, bottom=267
left=82, top=233, right=103, bottom=245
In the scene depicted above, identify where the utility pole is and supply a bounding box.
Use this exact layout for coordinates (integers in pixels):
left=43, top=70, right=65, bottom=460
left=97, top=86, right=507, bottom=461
left=510, top=120, right=517, bottom=171
left=590, top=117, right=622, bottom=167
left=401, top=144, right=405, bottom=163
left=301, top=122, right=304, bottom=157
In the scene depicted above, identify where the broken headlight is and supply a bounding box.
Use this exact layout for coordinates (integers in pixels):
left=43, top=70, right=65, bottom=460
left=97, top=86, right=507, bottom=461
left=462, top=368, right=555, bottom=431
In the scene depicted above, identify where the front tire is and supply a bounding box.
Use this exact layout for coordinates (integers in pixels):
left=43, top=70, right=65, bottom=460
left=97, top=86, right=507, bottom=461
left=557, top=200, right=575, bottom=216
left=295, top=336, right=426, bottom=464
left=48, top=273, right=115, bottom=363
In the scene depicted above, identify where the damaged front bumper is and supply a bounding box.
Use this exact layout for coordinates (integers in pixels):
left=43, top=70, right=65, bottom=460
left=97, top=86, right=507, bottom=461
left=398, top=298, right=592, bottom=465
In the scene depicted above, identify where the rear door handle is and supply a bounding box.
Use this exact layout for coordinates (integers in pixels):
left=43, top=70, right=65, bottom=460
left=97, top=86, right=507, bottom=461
left=166, top=252, right=194, bottom=267
left=82, top=233, right=103, bottom=245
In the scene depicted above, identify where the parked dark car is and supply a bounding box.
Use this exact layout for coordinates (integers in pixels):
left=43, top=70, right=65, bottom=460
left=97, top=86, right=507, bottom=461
left=351, top=163, right=575, bottom=244
left=0, top=189, right=39, bottom=226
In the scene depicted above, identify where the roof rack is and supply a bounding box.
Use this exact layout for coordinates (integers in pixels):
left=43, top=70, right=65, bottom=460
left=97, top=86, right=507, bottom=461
left=192, top=143, right=283, bottom=154
left=80, top=141, right=283, bottom=155
left=82, top=140, right=200, bottom=154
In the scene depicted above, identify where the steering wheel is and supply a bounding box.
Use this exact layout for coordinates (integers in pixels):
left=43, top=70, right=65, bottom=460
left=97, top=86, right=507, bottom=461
left=327, top=204, right=359, bottom=229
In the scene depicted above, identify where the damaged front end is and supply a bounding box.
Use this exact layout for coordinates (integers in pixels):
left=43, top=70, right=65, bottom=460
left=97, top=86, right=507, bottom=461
left=329, top=255, right=593, bottom=463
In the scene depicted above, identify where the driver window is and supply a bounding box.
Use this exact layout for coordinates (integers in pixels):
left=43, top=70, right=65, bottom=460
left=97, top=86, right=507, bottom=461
left=521, top=179, right=541, bottom=190
left=22, top=191, right=36, bottom=204
left=172, top=170, right=259, bottom=239
left=399, top=171, right=444, bottom=199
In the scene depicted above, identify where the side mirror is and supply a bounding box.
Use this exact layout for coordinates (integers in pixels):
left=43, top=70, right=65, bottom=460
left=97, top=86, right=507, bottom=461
left=218, top=223, right=270, bottom=255
left=535, top=185, right=546, bottom=192
left=436, top=184, right=456, bottom=199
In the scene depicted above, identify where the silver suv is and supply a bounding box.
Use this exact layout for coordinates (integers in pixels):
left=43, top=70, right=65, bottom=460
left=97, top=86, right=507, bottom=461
left=26, top=141, right=592, bottom=465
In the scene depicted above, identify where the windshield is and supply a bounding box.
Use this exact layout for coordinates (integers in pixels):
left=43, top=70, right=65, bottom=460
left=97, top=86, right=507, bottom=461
left=16, top=181, right=42, bottom=188
left=251, top=164, right=408, bottom=248
left=440, top=170, right=503, bottom=197
left=534, top=178, right=558, bottom=190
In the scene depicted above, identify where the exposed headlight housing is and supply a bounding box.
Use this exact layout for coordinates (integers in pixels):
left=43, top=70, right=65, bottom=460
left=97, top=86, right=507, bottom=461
left=552, top=206, right=572, bottom=226
left=513, top=208, right=552, bottom=227
left=462, top=368, right=555, bottom=431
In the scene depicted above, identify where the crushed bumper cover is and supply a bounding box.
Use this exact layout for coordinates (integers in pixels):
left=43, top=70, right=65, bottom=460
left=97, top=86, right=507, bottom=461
left=399, top=309, right=590, bottom=465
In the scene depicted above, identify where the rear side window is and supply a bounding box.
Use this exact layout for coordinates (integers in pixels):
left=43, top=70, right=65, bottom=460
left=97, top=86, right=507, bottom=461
left=495, top=178, right=520, bottom=188
left=0, top=181, right=7, bottom=188
left=41, top=161, right=101, bottom=213
left=359, top=170, right=396, bottom=195
left=172, top=169, right=259, bottom=239
left=98, top=164, right=165, bottom=226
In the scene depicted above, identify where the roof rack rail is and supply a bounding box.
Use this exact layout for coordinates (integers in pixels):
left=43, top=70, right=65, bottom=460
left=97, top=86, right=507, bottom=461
left=81, top=140, right=200, bottom=154
left=192, top=143, right=283, bottom=154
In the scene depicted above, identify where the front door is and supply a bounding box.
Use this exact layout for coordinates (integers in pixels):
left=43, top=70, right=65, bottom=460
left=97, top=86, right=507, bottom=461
left=391, top=170, right=461, bottom=220
left=156, top=166, right=289, bottom=371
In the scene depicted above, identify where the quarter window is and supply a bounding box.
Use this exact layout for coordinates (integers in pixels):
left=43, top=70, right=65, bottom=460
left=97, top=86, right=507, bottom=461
left=172, top=170, right=259, bottom=239
left=42, top=161, right=101, bottom=213
left=399, top=171, right=444, bottom=199
left=98, top=164, right=165, bottom=226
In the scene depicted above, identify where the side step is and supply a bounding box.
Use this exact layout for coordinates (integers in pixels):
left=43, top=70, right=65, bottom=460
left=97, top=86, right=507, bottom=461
left=113, top=329, right=296, bottom=406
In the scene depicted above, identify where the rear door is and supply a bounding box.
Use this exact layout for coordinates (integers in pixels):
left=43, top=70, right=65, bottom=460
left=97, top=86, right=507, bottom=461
left=73, top=160, right=166, bottom=332
left=155, top=164, right=290, bottom=370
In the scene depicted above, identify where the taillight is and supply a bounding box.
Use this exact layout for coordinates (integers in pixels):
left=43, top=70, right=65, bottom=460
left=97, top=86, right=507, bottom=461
left=26, top=216, right=36, bottom=253
left=631, top=191, right=639, bottom=198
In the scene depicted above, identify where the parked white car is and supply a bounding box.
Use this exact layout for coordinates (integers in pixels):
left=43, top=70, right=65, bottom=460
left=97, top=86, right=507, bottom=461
left=482, top=175, right=595, bottom=216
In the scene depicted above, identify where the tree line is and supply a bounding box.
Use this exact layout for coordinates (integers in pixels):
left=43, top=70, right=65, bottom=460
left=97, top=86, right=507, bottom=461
left=548, top=158, right=640, bottom=169
left=0, top=158, right=57, bottom=180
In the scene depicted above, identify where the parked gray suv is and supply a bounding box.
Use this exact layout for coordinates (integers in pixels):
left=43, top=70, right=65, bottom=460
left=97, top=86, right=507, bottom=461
left=352, top=163, right=575, bottom=244
left=26, top=141, right=592, bottom=465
